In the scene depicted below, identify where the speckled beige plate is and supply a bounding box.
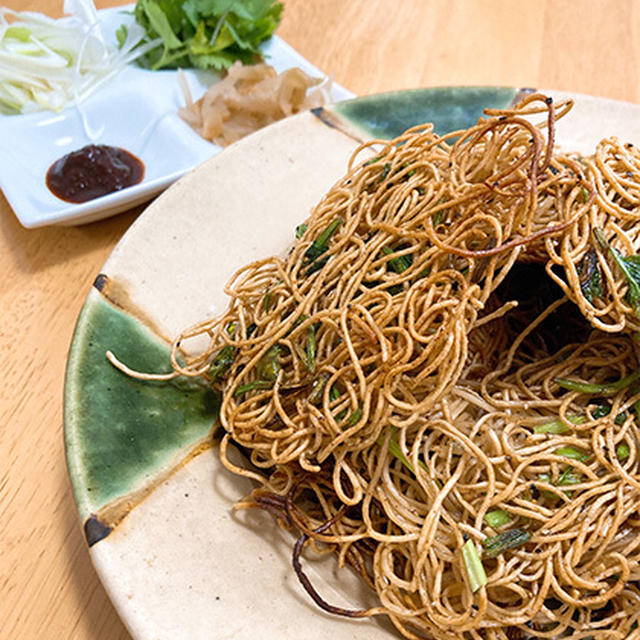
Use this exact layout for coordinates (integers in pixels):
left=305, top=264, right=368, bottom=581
left=64, top=88, right=640, bottom=639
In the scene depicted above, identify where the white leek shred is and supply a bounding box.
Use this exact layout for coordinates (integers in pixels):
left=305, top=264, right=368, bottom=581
left=0, top=0, right=158, bottom=114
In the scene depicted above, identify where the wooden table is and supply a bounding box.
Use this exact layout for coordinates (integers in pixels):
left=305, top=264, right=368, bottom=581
left=2, top=1, right=638, bottom=638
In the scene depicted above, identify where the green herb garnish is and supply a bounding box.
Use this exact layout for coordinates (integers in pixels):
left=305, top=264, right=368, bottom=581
left=616, top=443, right=631, bottom=461
left=555, top=446, right=590, bottom=462
left=256, top=345, right=281, bottom=381
left=594, top=227, right=640, bottom=315
left=482, top=528, right=531, bottom=557
left=233, top=379, right=274, bottom=396
left=555, top=369, right=640, bottom=396
left=484, top=509, right=511, bottom=528
left=381, top=246, right=412, bottom=274
left=533, top=415, right=586, bottom=434
left=305, top=323, right=318, bottom=373
left=131, top=0, right=283, bottom=71
left=461, top=540, right=487, bottom=592
left=208, top=344, right=236, bottom=383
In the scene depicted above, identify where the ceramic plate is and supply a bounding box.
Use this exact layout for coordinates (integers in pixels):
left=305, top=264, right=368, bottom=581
left=64, top=87, right=640, bottom=639
left=0, top=6, right=353, bottom=229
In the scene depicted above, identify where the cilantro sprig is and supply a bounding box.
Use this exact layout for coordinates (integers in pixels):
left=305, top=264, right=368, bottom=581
left=130, top=0, right=283, bottom=70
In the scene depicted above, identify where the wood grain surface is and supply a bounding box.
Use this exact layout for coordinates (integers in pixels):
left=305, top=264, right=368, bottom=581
left=1, top=1, right=638, bottom=639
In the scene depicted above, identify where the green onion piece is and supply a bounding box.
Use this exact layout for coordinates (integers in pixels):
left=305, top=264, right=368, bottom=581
left=309, top=374, right=328, bottom=405
left=591, top=404, right=612, bottom=419
left=533, top=415, right=586, bottom=434
left=386, top=429, right=415, bottom=473
left=615, top=411, right=628, bottom=425
left=556, top=467, right=582, bottom=487
left=432, top=209, right=446, bottom=227
left=540, top=468, right=582, bottom=498
left=616, top=443, right=631, bottom=461
left=381, top=246, right=412, bottom=274
left=329, top=384, right=341, bottom=402
left=263, top=291, right=272, bottom=311
left=233, top=380, right=274, bottom=396
left=376, top=427, right=429, bottom=475
left=482, top=529, right=531, bottom=558
left=378, top=162, right=391, bottom=182
left=256, top=345, right=281, bottom=382
left=346, top=407, right=363, bottom=426
left=304, top=217, right=343, bottom=262
left=461, top=540, right=487, bottom=593
left=555, top=446, right=590, bottom=462
left=484, top=510, right=511, bottom=528
left=594, top=227, right=640, bottom=314
left=555, top=369, right=640, bottom=396
left=209, top=345, right=236, bottom=383
left=580, top=186, right=590, bottom=203
left=246, top=323, right=257, bottom=338
left=305, top=256, right=328, bottom=276
left=305, top=324, right=317, bottom=373
left=295, top=223, right=308, bottom=239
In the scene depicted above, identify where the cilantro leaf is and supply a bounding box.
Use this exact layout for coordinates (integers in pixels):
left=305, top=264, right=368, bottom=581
left=610, top=247, right=640, bottom=314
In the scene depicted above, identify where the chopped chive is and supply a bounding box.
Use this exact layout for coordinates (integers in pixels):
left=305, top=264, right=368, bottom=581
left=234, top=380, right=274, bottom=396
left=256, top=345, right=281, bottom=382
left=615, top=411, right=628, bottom=425
left=304, top=217, right=343, bottom=263
left=376, top=427, right=428, bottom=475
left=305, top=256, right=328, bottom=276
left=346, top=406, right=363, bottom=426
left=616, top=443, right=631, bottom=461
left=540, top=468, right=581, bottom=498
left=432, top=209, right=446, bottom=227
left=555, top=446, right=590, bottom=462
left=381, top=245, right=412, bottom=274
left=295, top=222, right=308, bottom=239
left=482, top=528, right=531, bottom=557
left=378, top=162, right=391, bottom=182
left=308, top=374, right=328, bottom=405
left=555, top=369, right=640, bottom=396
left=557, top=467, right=582, bottom=486
left=591, top=404, right=612, bottom=419
left=209, top=345, right=236, bottom=383
left=484, top=510, right=511, bottom=528
left=461, top=540, right=487, bottom=592
left=580, top=186, right=590, bottom=203
left=305, top=324, right=317, bottom=373
left=533, top=415, right=586, bottom=434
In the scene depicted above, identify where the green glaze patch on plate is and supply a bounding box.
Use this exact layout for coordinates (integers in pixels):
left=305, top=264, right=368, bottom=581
left=332, top=86, right=519, bottom=140
left=65, top=286, right=220, bottom=520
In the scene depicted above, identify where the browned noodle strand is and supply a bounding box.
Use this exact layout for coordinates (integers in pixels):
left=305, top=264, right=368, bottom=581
left=109, top=94, right=640, bottom=639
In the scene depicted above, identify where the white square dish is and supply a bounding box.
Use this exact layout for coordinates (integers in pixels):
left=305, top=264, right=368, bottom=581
left=0, top=6, right=354, bottom=228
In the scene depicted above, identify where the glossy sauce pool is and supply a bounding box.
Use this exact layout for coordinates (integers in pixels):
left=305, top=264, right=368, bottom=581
left=46, top=144, right=144, bottom=203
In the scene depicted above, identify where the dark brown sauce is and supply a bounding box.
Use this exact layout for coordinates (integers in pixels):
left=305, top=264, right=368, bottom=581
left=46, top=144, right=144, bottom=204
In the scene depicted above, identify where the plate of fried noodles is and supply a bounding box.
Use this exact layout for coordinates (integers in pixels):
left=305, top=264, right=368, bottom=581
left=65, top=87, right=640, bottom=640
